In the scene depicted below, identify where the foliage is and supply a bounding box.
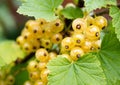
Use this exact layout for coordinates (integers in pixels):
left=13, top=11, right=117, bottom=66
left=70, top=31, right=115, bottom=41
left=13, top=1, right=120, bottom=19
left=0, top=41, right=26, bottom=68
left=0, top=0, right=120, bottom=85
left=17, top=0, right=63, bottom=21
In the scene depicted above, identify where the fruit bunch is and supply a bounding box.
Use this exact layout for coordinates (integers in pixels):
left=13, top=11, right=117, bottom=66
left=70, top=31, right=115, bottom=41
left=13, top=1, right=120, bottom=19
left=16, top=15, right=107, bottom=85
left=60, top=15, right=107, bottom=61
left=24, top=48, right=57, bottom=85
left=16, top=19, right=64, bottom=54
left=0, top=70, right=15, bottom=85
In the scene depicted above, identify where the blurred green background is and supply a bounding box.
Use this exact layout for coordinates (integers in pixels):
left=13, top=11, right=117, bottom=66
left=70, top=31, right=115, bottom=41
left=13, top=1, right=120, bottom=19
left=0, top=0, right=30, bottom=41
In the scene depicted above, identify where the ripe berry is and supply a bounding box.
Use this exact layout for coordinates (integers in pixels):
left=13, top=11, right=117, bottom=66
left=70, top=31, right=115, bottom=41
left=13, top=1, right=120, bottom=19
left=72, top=18, right=87, bottom=33
left=29, top=71, right=40, bottom=81
left=22, top=42, right=33, bottom=54
left=24, top=80, right=33, bottom=85
left=85, top=16, right=94, bottom=26
left=70, top=47, right=84, bottom=61
left=82, top=40, right=94, bottom=53
left=34, top=80, right=44, bottom=85
left=50, top=19, right=64, bottom=33
left=35, top=48, right=49, bottom=62
left=85, top=25, right=100, bottom=40
left=94, top=16, right=107, bottom=30
left=36, top=18, right=47, bottom=26
left=40, top=69, right=50, bottom=83
left=27, top=60, right=38, bottom=72
left=40, top=38, right=52, bottom=49
left=38, top=62, right=47, bottom=71
left=5, top=75, right=15, bottom=85
left=51, top=33, right=63, bottom=44
left=61, top=54, right=72, bottom=62
left=61, top=37, right=75, bottom=51
left=72, top=33, right=85, bottom=46
left=48, top=52, right=57, bottom=60
left=16, top=36, right=25, bottom=45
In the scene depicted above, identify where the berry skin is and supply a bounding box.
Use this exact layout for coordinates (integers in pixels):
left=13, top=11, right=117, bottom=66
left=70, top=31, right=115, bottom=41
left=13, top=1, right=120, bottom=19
left=61, top=54, right=72, bottom=62
left=85, top=16, right=94, bottom=26
left=29, top=71, right=40, bottom=81
left=70, top=47, right=84, bottom=61
left=51, top=33, right=63, bottom=44
left=40, top=69, right=50, bottom=83
left=27, top=60, right=38, bottom=72
left=61, top=37, right=75, bottom=51
left=34, top=80, right=44, bottom=85
left=42, top=25, right=54, bottom=39
left=48, top=52, right=57, bottom=60
left=22, top=42, right=33, bottom=54
left=94, top=16, right=107, bottom=30
left=25, top=20, right=39, bottom=29
left=36, top=18, right=47, bottom=26
left=93, top=40, right=101, bottom=50
left=5, top=75, right=15, bottom=85
left=72, top=18, right=87, bottom=33
left=21, top=30, right=34, bottom=41
left=35, top=48, right=49, bottom=62
left=16, top=36, right=25, bottom=45
left=40, top=38, right=52, bottom=49
left=85, top=25, right=100, bottom=40
left=38, top=62, right=47, bottom=71
left=50, top=19, right=64, bottom=33
left=72, top=33, right=85, bottom=46
left=82, top=40, right=94, bottom=53
left=24, top=80, right=33, bottom=85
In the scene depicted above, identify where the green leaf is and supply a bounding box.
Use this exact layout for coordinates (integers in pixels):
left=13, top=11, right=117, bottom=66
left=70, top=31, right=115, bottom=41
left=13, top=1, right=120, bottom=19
left=17, top=0, right=63, bottom=21
left=61, top=7, right=83, bottom=19
left=0, top=41, right=26, bottom=68
left=84, top=0, right=116, bottom=12
left=110, top=6, right=120, bottom=41
left=98, top=31, right=120, bottom=85
left=11, top=62, right=29, bottom=85
left=47, top=54, right=106, bottom=85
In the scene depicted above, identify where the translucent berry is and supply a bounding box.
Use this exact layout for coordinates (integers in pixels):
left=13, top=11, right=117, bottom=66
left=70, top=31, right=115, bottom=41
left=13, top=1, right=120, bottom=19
left=5, top=75, right=15, bottom=85
left=24, top=80, right=33, bottom=85
left=48, top=52, right=57, bottom=60
left=72, top=18, right=87, bottom=33
left=82, top=40, right=94, bottom=53
left=40, top=38, right=52, bottom=49
left=94, top=16, right=107, bottom=30
left=29, top=71, right=40, bottom=81
left=27, top=60, right=38, bottom=72
left=61, top=37, right=75, bottom=51
left=34, top=80, right=44, bottom=85
left=38, top=62, right=47, bottom=71
left=51, top=33, right=63, bottom=44
left=85, top=16, right=94, bottom=26
left=72, top=33, right=85, bottom=46
left=61, top=54, right=72, bottom=62
left=85, top=25, right=100, bottom=40
left=40, top=69, right=50, bottom=83
left=35, top=48, right=49, bottom=62
left=50, top=19, right=64, bottom=33
left=70, top=47, right=84, bottom=61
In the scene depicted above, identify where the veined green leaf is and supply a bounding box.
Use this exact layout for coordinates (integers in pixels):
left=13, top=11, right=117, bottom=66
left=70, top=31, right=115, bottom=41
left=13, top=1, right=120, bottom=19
left=17, top=0, right=63, bottom=21
left=110, top=6, right=120, bottom=41
left=0, top=41, right=26, bottom=68
left=84, top=0, right=116, bottom=12
left=61, top=7, right=83, bottom=19
left=98, top=31, right=120, bottom=85
left=47, top=54, right=106, bottom=85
